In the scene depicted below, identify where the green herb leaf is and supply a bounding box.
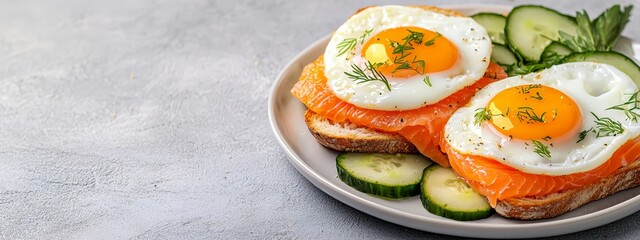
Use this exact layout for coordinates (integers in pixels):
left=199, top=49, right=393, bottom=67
left=359, top=29, right=373, bottom=44
left=424, top=33, right=442, bottom=46
left=506, top=62, right=552, bottom=76
left=516, top=107, right=546, bottom=123
left=474, top=108, right=492, bottom=126
left=558, top=12, right=596, bottom=52
left=558, top=5, right=633, bottom=52
left=392, top=43, right=414, bottom=55
left=391, top=29, right=429, bottom=75
left=517, top=84, right=542, bottom=94
left=606, top=90, right=640, bottom=122
left=336, top=38, right=357, bottom=57
left=336, top=28, right=375, bottom=57
left=403, top=29, right=424, bottom=44
left=591, top=112, right=625, bottom=137
left=423, top=76, right=432, bottom=87
left=413, top=58, right=426, bottom=74
left=593, top=5, right=633, bottom=51
left=540, top=49, right=569, bottom=66
left=345, top=60, right=391, bottom=91
left=532, top=139, right=552, bottom=159
left=531, top=92, right=543, bottom=100
left=577, top=127, right=594, bottom=143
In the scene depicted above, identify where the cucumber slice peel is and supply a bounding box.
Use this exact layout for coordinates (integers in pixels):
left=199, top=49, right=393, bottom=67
left=337, top=153, right=432, bottom=199
left=420, top=165, right=493, bottom=221
left=538, top=41, right=574, bottom=66
left=471, top=12, right=507, bottom=45
left=562, top=51, right=640, bottom=87
left=491, top=43, right=517, bottom=66
left=505, top=5, right=577, bottom=62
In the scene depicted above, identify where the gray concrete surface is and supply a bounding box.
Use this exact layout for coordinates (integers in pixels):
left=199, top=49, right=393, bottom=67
left=1, top=0, right=639, bottom=239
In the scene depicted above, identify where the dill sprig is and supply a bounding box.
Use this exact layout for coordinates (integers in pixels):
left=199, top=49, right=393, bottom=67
left=473, top=108, right=495, bottom=126
left=345, top=60, right=391, bottom=91
left=423, top=76, right=432, bottom=87
left=403, top=29, right=425, bottom=45
left=390, top=30, right=429, bottom=74
left=390, top=40, right=413, bottom=55
left=359, top=29, right=373, bottom=44
left=516, top=107, right=546, bottom=123
left=591, top=112, right=624, bottom=137
left=532, top=140, right=551, bottom=159
left=424, top=33, right=442, bottom=46
left=336, top=29, right=374, bottom=57
left=577, top=111, right=626, bottom=142
left=336, top=38, right=357, bottom=57
left=517, top=84, right=542, bottom=94
left=577, top=127, right=595, bottom=143
left=392, top=55, right=425, bottom=75
left=606, top=90, right=640, bottom=122
left=531, top=92, right=543, bottom=100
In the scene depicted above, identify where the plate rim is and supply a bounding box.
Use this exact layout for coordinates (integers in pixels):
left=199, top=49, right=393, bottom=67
left=268, top=4, right=640, bottom=238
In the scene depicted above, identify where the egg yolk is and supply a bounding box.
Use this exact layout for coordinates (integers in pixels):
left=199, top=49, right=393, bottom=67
left=361, top=27, right=459, bottom=78
left=486, top=84, right=582, bottom=140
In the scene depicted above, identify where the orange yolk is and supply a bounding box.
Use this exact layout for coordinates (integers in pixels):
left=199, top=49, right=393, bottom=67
left=360, top=27, right=459, bottom=78
left=486, top=84, right=582, bottom=140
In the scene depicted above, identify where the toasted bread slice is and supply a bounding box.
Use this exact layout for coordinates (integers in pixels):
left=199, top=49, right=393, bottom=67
left=304, top=111, right=640, bottom=220
left=495, top=159, right=640, bottom=220
left=305, top=110, right=417, bottom=153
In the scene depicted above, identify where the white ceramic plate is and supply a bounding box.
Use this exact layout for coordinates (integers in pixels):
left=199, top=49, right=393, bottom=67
left=268, top=5, right=640, bottom=239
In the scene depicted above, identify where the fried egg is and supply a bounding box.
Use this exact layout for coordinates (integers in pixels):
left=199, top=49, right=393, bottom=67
left=444, top=62, right=640, bottom=175
left=324, top=5, right=492, bottom=111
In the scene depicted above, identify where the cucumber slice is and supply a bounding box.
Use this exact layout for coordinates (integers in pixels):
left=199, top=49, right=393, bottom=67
left=542, top=41, right=573, bottom=57
left=336, top=153, right=432, bottom=199
left=540, top=41, right=573, bottom=64
left=491, top=43, right=517, bottom=66
left=506, top=5, right=577, bottom=62
left=562, top=51, right=640, bottom=87
left=420, top=165, right=492, bottom=221
left=471, top=13, right=507, bottom=45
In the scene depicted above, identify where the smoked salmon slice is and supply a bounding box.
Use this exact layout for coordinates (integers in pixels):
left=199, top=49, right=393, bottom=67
left=291, top=55, right=507, bottom=166
left=442, top=136, right=640, bottom=206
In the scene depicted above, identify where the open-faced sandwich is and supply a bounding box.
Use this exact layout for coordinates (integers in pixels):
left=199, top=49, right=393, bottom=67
left=291, top=5, right=507, bottom=167
left=290, top=4, right=640, bottom=221
left=442, top=62, right=640, bottom=219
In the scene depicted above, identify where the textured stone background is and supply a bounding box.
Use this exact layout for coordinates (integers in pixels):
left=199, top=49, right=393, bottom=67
left=0, top=0, right=639, bottom=239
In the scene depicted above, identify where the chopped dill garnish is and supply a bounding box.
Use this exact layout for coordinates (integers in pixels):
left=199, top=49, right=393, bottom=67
left=345, top=60, right=391, bottom=91
left=336, top=28, right=373, bottom=57
left=424, top=33, right=442, bottom=46
left=390, top=30, right=428, bottom=75
left=336, top=38, right=357, bottom=57
left=591, top=112, right=624, bottom=137
left=423, top=76, right=432, bottom=87
left=577, top=127, right=594, bottom=143
left=517, top=84, right=542, bottom=94
left=474, top=108, right=493, bottom=126
left=532, top=139, right=551, bottom=159
left=516, top=107, right=546, bottom=123
left=606, top=90, right=640, bottom=122
left=531, top=92, right=543, bottom=100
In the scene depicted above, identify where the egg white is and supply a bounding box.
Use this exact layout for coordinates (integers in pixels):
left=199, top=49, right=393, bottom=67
left=444, top=62, right=640, bottom=176
left=324, top=5, right=492, bottom=111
